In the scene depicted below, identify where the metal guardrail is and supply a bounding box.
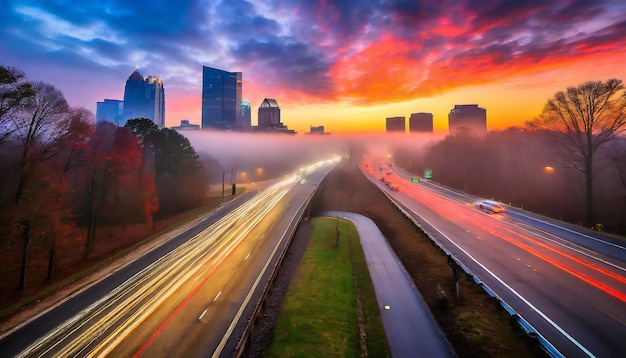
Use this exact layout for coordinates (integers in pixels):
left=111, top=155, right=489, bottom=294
left=231, top=188, right=318, bottom=357
left=375, top=185, right=564, bottom=358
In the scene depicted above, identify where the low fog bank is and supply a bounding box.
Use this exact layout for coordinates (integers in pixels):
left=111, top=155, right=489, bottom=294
left=391, top=129, right=626, bottom=234
left=183, top=129, right=625, bottom=234
left=181, top=131, right=443, bottom=185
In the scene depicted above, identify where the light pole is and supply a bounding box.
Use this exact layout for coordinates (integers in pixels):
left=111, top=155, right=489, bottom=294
left=221, top=169, right=225, bottom=203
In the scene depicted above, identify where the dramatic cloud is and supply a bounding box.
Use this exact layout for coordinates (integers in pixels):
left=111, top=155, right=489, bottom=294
left=1, top=0, right=625, bottom=128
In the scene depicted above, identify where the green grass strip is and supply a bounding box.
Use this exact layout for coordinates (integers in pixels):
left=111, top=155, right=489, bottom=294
left=264, top=217, right=388, bottom=357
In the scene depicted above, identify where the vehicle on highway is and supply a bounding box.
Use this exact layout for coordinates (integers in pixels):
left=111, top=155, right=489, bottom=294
left=474, top=199, right=505, bottom=213
left=390, top=183, right=399, bottom=191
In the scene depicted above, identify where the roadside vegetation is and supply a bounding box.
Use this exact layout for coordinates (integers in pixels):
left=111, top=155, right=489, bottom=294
left=0, top=187, right=244, bottom=323
left=310, top=160, right=547, bottom=357
left=263, top=217, right=387, bottom=357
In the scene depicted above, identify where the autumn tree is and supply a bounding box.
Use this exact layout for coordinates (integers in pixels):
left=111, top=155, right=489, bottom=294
left=535, top=79, right=626, bottom=227
left=0, top=80, right=73, bottom=289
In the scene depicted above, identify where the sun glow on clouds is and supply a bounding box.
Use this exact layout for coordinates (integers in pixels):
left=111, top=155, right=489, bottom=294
left=331, top=32, right=425, bottom=105
left=3, top=1, right=626, bottom=134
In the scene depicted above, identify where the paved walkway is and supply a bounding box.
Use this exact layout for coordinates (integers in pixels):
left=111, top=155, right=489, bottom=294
left=323, top=211, right=456, bottom=358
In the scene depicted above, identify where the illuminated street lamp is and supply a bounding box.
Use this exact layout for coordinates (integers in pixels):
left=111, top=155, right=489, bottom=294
left=544, top=166, right=555, bottom=173
left=256, top=167, right=264, bottom=179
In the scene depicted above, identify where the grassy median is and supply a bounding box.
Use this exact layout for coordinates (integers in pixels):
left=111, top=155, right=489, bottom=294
left=263, top=217, right=388, bottom=357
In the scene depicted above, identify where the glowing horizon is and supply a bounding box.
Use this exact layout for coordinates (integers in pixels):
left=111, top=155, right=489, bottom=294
left=1, top=1, right=625, bottom=134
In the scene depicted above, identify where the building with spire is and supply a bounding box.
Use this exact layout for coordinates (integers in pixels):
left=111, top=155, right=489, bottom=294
left=201, top=66, right=242, bottom=130
left=122, top=68, right=165, bottom=127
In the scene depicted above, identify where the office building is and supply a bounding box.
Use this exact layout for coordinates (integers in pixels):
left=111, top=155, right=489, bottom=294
left=96, top=99, right=124, bottom=126
left=241, top=99, right=252, bottom=129
left=202, top=66, right=242, bottom=130
left=409, top=112, right=433, bottom=133
left=255, top=98, right=295, bottom=134
left=307, top=125, right=328, bottom=135
left=122, top=68, right=165, bottom=127
left=146, top=76, right=165, bottom=128
left=386, top=116, right=406, bottom=132
left=448, top=104, right=486, bottom=136
left=258, top=98, right=281, bottom=128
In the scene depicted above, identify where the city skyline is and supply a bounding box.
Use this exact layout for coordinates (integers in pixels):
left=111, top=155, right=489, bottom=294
left=1, top=1, right=625, bottom=134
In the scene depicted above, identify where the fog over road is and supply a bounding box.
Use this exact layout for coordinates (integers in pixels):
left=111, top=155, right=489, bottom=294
left=365, top=156, right=626, bottom=358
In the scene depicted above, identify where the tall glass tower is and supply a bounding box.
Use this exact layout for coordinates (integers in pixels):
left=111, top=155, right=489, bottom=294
left=146, top=75, right=165, bottom=128
left=202, top=66, right=242, bottom=130
left=241, top=99, right=251, bottom=129
left=122, top=68, right=165, bottom=127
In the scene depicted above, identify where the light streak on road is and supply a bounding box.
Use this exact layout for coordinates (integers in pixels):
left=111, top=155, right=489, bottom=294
left=372, top=161, right=626, bottom=303
left=12, top=159, right=340, bottom=358
left=363, top=155, right=626, bottom=357
left=400, top=203, right=597, bottom=357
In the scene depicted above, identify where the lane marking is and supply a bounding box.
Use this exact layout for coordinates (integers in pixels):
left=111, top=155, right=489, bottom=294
left=244, top=252, right=251, bottom=261
left=214, top=291, right=222, bottom=302
left=405, top=206, right=595, bottom=357
left=199, top=309, right=208, bottom=321
left=507, top=209, right=623, bottom=251
left=212, top=191, right=309, bottom=357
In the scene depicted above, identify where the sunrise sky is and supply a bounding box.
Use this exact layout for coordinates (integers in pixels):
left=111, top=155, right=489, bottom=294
left=1, top=0, right=625, bottom=134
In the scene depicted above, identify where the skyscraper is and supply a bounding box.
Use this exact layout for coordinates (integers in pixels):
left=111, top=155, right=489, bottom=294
left=386, top=117, right=406, bottom=132
left=146, top=75, right=165, bottom=128
left=123, top=69, right=148, bottom=123
left=122, top=68, right=165, bottom=127
left=448, top=104, right=486, bottom=136
left=201, top=66, right=242, bottom=130
left=96, top=99, right=124, bottom=125
left=409, top=112, right=433, bottom=133
left=258, top=98, right=281, bottom=128
left=241, top=99, right=252, bottom=129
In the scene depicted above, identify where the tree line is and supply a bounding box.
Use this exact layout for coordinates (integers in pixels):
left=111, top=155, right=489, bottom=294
left=0, top=65, right=208, bottom=293
left=394, top=79, right=626, bottom=233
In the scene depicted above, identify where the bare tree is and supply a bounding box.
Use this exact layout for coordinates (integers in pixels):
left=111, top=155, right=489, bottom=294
left=11, top=82, right=70, bottom=204
left=537, top=79, right=626, bottom=226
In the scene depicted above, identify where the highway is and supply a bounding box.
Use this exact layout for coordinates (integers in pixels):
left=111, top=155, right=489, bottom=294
left=0, top=157, right=339, bottom=358
left=364, top=157, right=626, bottom=358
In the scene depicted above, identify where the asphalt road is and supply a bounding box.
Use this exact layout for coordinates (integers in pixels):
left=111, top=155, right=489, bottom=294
left=0, top=158, right=339, bottom=358
left=323, top=211, right=455, bottom=358
left=364, top=157, right=626, bottom=358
